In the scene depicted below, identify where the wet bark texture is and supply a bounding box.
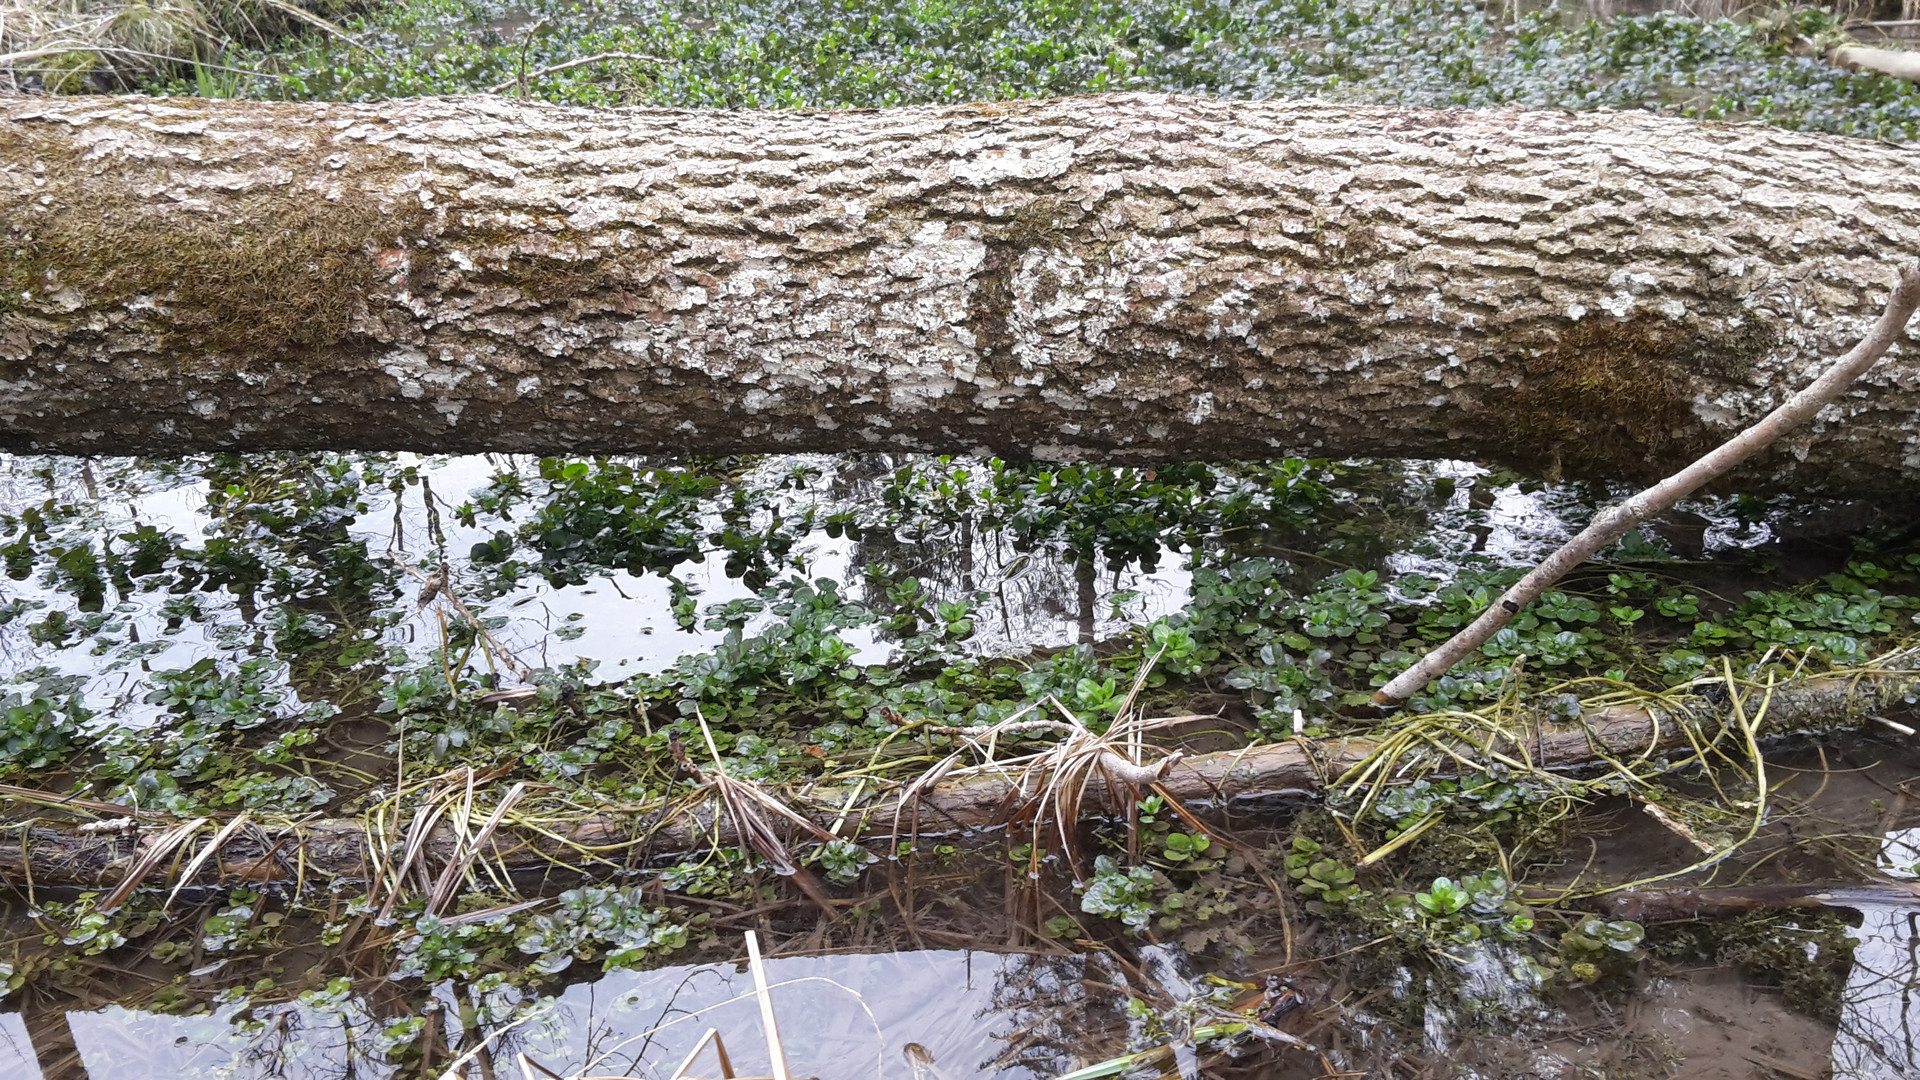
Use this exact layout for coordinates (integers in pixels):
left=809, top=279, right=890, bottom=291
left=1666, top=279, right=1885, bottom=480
left=0, top=674, right=1906, bottom=888
left=4, top=93, right=1920, bottom=495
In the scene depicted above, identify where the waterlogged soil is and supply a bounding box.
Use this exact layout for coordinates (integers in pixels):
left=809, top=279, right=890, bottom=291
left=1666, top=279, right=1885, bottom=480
left=3, top=745, right=1920, bottom=1080
left=1, top=450, right=1918, bottom=1079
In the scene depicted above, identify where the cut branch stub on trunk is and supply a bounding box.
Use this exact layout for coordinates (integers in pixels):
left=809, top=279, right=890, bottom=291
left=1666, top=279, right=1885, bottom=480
left=2, top=94, right=1919, bottom=498
left=0, top=670, right=1910, bottom=892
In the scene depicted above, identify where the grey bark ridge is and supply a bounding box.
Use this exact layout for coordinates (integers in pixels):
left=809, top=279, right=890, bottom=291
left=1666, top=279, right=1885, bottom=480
left=4, top=93, right=1920, bottom=497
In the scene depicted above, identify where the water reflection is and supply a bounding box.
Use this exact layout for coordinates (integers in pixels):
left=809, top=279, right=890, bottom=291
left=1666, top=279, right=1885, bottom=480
left=0, top=453, right=1198, bottom=724
left=0, top=949, right=1131, bottom=1080
left=5, top=449, right=1842, bottom=730
left=1833, top=829, right=1920, bottom=1078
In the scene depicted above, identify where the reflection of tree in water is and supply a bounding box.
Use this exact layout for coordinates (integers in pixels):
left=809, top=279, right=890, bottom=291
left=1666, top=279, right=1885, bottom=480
left=194, top=454, right=402, bottom=705
left=28, top=987, right=403, bottom=1080
left=0, top=457, right=198, bottom=666
left=0, top=453, right=405, bottom=712
left=834, top=456, right=1182, bottom=651
left=849, top=515, right=1101, bottom=650
left=1832, top=828, right=1920, bottom=1080
left=836, top=455, right=1461, bottom=657
left=973, top=951, right=1132, bottom=1077
left=19, top=947, right=1145, bottom=1080
left=1833, top=901, right=1920, bottom=1079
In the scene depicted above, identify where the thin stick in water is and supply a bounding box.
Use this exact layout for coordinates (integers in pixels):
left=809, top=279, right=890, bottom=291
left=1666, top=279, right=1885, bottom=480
left=744, top=931, right=791, bottom=1080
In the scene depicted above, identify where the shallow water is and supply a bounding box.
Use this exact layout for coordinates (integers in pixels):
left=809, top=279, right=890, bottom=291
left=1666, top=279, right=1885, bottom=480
left=0, top=450, right=1791, bottom=730
left=2, top=449, right=1916, bottom=1079
left=0, top=453, right=1209, bottom=727
left=0, top=947, right=1138, bottom=1080
left=6, top=738, right=1920, bottom=1080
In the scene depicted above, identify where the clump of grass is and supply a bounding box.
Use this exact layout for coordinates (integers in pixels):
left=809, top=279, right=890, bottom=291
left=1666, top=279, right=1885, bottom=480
left=0, top=0, right=357, bottom=93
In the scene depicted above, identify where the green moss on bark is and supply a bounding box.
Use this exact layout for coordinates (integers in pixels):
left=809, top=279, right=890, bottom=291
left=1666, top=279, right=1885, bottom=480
left=2, top=129, right=413, bottom=359
left=1490, top=311, right=1776, bottom=482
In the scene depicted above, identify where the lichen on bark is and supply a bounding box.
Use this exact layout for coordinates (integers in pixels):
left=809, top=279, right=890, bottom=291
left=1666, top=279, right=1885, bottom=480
left=1, top=93, right=1917, bottom=498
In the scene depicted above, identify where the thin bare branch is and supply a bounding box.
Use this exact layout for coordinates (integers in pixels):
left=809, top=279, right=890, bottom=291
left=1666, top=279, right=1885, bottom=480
left=486, top=51, right=671, bottom=93
left=1375, top=259, right=1920, bottom=707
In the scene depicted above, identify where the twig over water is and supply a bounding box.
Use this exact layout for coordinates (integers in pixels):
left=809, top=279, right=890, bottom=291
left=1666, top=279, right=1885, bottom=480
left=1375, top=259, right=1920, bottom=707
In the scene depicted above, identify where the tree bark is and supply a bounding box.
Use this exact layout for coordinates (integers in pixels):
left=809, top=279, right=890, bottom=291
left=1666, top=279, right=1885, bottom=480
left=0, top=672, right=1908, bottom=889
left=4, top=93, right=1920, bottom=495
left=1375, top=262, right=1920, bottom=705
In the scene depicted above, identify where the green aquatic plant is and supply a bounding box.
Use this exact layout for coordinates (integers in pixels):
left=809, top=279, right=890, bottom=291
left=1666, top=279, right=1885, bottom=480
left=1390, top=871, right=1537, bottom=947
left=1078, top=855, right=1159, bottom=932
left=0, top=669, right=89, bottom=773
left=1414, top=876, right=1470, bottom=917
left=514, top=886, right=691, bottom=973
left=1285, top=838, right=1360, bottom=907
left=516, top=458, right=719, bottom=587
left=168, top=0, right=1920, bottom=148
left=811, top=838, right=873, bottom=885
left=390, top=886, right=692, bottom=981
left=1558, top=914, right=1646, bottom=983
left=200, top=894, right=272, bottom=954
left=1286, top=569, right=1392, bottom=647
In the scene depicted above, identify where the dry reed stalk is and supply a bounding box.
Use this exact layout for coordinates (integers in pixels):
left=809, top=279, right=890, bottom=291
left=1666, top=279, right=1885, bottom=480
left=372, top=773, right=468, bottom=924
left=96, top=815, right=207, bottom=913
left=694, top=713, right=842, bottom=915
left=426, top=781, right=528, bottom=916
left=744, top=930, right=791, bottom=1080
left=664, top=1027, right=737, bottom=1080
left=165, top=811, right=253, bottom=908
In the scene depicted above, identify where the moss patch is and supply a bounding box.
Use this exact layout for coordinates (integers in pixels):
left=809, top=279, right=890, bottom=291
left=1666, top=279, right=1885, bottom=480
left=2, top=128, right=413, bottom=358
left=1490, top=312, right=1775, bottom=482
left=476, top=252, right=616, bottom=304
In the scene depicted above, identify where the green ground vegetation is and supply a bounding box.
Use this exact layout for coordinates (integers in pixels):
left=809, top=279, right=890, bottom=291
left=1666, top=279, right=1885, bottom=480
left=3, top=0, right=1920, bottom=1059
left=152, top=0, right=1920, bottom=144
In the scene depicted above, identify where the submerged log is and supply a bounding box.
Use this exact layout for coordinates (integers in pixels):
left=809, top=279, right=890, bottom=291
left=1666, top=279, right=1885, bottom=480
left=1602, top=883, right=1920, bottom=922
left=4, top=94, right=1920, bottom=496
left=0, top=673, right=1909, bottom=890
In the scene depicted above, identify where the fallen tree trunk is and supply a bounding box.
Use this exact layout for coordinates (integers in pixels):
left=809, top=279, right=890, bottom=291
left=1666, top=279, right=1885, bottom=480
left=1831, top=44, right=1920, bottom=84
left=4, top=94, right=1920, bottom=496
left=0, top=672, right=1909, bottom=890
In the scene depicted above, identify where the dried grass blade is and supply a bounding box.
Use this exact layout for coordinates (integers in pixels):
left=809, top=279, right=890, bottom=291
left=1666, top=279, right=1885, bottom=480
left=99, top=817, right=209, bottom=914
left=0, top=784, right=141, bottom=817
left=427, top=782, right=528, bottom=916
left=165, top=812, right=253, bottom=910
left=440, top=898, right=546, bottom=927
left=667, top=1027, right=731, bottom=1080
left=375, top=779, right=462, bottom=923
